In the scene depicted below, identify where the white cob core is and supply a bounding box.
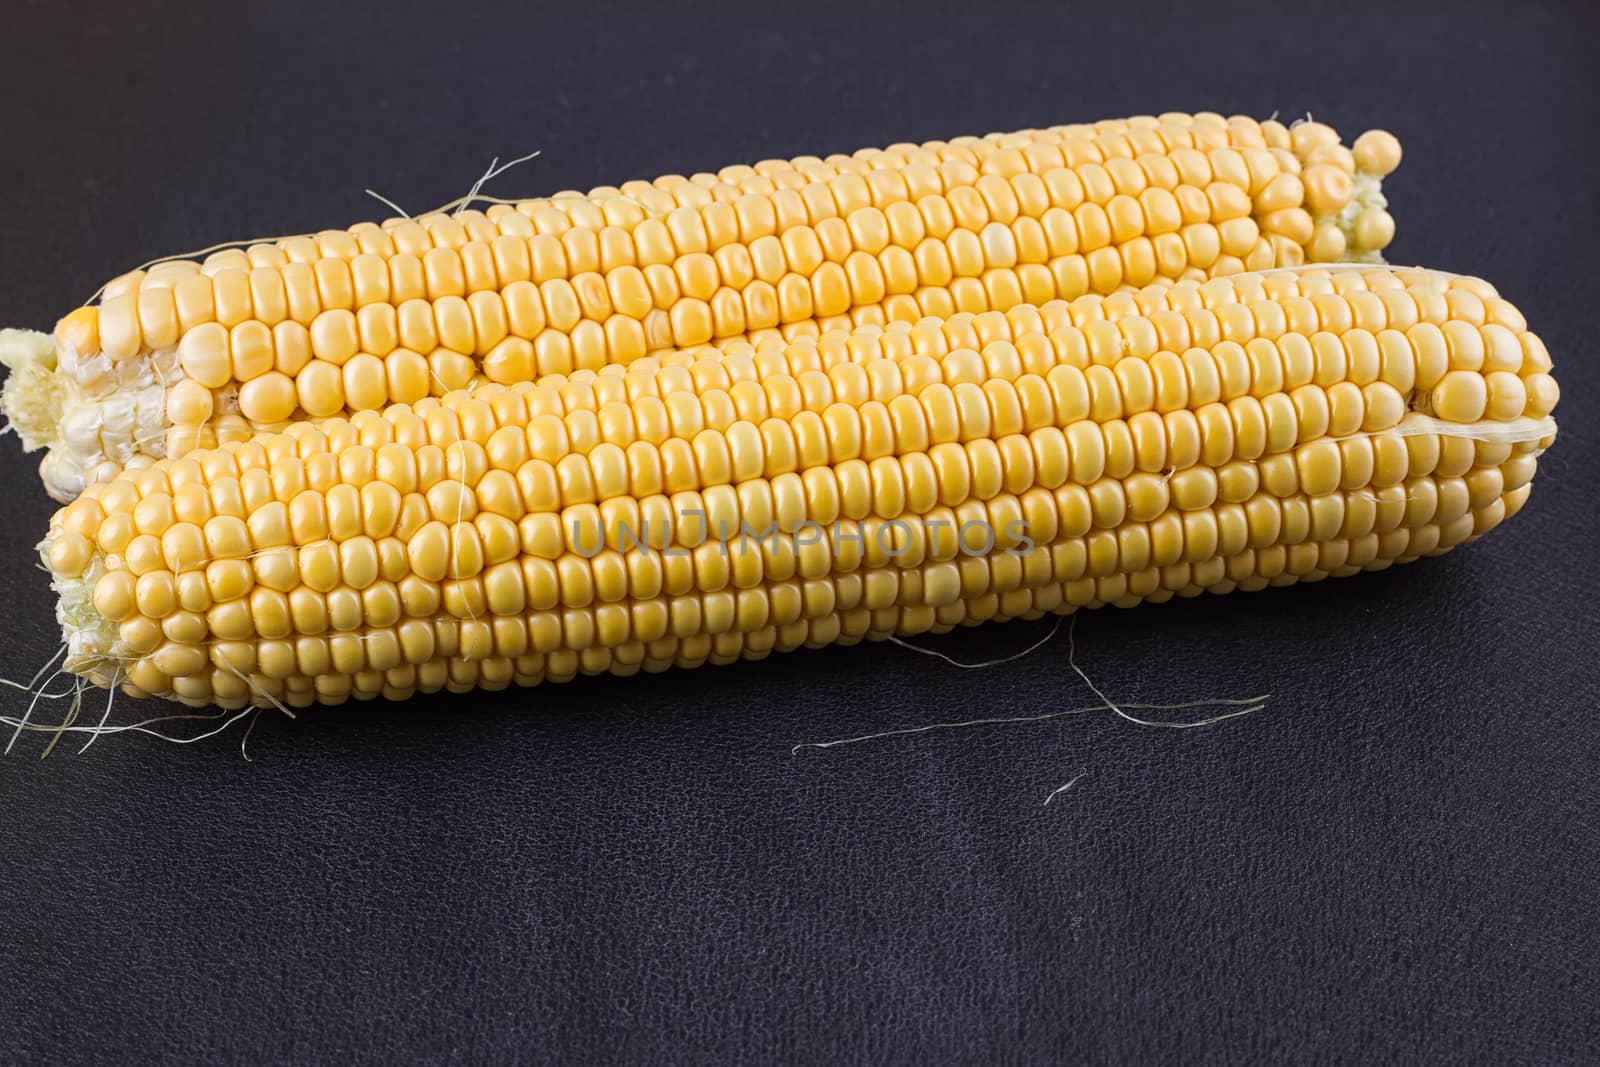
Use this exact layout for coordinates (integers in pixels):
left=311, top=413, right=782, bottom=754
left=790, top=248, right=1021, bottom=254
left=1, top=328, right=176, bottom=502
left=1337, top=172, right=1391, bottom=265
left=49, top=546, right=119, bottom=686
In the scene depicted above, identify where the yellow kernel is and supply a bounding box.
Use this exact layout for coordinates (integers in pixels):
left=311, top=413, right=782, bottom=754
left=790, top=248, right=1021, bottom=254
left=1431, top=371, right=1487, bottom=422
left=1352, top=129, right=1403, bottom=177
left=296, top=360, right=346, bottom=418
left=238, top=372, right=298, bottom=424
left=177, top=322, right=233, bottom=389
left=310, top=308, right=360, bottom=365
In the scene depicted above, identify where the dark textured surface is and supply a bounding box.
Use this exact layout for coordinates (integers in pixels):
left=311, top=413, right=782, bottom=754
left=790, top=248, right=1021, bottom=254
left=2, top=1, right=1597, bottom=1063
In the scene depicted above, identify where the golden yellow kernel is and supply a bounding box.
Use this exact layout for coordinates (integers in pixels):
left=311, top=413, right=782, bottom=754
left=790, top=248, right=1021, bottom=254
left=1301, top=165, right=1352, bottom=218
left=1351, top=129, right=1403, bottom=177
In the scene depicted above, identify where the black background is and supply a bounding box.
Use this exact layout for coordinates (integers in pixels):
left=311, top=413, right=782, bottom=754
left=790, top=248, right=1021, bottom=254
left=2, top=1, right=1597, bottom=1063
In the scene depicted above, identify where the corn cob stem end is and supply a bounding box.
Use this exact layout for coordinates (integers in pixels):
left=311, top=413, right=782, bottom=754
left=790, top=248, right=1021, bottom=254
left=1, top=323, right=174, bottom=503
left=47, top=543, right=119, bottom=688
left=0, top=328, right=62, bottom=448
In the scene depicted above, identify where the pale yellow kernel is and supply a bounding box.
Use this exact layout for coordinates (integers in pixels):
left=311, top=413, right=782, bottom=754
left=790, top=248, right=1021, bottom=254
left=296, top=360, right=347, bottom=418
left=238, top=372, right=298, bottom=423
left=385, top=349, right=431, bottom=404
left=1432, top=370, right=1488, bottom=422
left=343, top=353, right=389, bottom=410
left=273, top=320, right=312, bottom=375
left=166, top=379, right=215, bottom=426
left=310, top=308, right=361, bottom=365
left=1484, top=371, right=1528, bottom=420
left=177, top=322, right=233, bottom=389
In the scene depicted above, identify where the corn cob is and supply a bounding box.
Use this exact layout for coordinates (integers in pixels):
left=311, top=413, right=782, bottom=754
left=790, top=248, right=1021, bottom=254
left=3, top=113, right=1402, bottom=502
left=37, top=266, right=1555, bottom=709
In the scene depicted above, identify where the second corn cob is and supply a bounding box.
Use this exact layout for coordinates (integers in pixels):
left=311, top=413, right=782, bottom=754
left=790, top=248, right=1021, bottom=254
left=37, top=267, right=1555, bottom=709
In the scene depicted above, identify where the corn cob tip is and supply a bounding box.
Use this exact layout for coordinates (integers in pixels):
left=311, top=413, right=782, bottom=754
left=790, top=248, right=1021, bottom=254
left=1271, top=118, right=1399, bottom=265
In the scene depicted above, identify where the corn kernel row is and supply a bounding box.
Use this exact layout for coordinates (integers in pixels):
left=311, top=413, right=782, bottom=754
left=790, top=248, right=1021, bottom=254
left=92, top=165, right=1292, bottom=372
left=75, top=130, right=1381, bottom=378
left=66, top=436, right=1532, bottom=649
